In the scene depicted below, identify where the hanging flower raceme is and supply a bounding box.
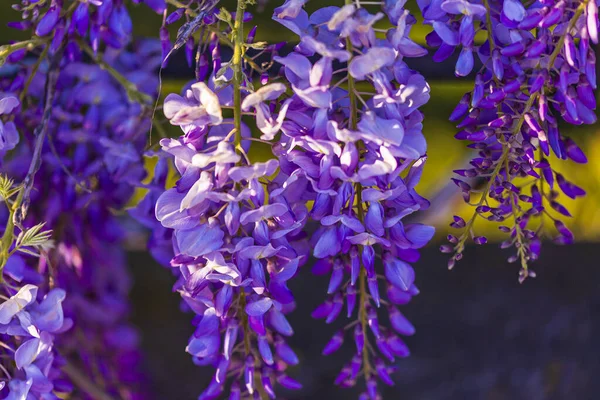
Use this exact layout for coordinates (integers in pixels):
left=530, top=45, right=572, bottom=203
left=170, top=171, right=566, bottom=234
left=274, top=1, right=434, bottom=398
left=421, top=0, right=599, bottom=281
left=8, top=0, right=139, bottom=53
left=0, top=185, right=70, bottom=398
left=1, top=83, right=69, bottom=400
left=151, top=4, right=309, bottom=398
left=0, top=269, right=71, bottom=399
left=0, top=37, right=161, bottom=398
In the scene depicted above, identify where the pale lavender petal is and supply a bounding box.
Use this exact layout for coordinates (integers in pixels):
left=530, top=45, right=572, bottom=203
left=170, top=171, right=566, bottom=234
left=230, top=160, right=279, bottom=182
left=349, top=47, right=396, bottom=80
left=176, top=224, right=224, bottom=257
left=245, top=298, right=273, bottom=316
left=240, top=203, right=288, bottom=225
left=0, top=285, right=38, bottom=324
left=241, top=83, right=288, bottom=110
left=0, top=95, right=19, bottom=115
left=441, top=0, right=487, bottom=16
left=15, top=338, right=41, bottom=370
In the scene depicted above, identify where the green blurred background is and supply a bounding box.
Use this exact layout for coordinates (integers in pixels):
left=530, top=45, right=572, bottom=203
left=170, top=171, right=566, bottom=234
left=2, top=0, right=598, bottom=243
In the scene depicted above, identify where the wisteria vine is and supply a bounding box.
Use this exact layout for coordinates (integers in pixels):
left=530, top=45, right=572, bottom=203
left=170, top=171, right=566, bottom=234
left=421, top=0, right=599, bottom=281
left=0, top=0, right=598, bottom=399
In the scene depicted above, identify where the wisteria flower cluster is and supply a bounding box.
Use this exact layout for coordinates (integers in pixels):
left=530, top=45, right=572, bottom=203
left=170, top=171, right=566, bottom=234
left=143, top=1, right=311, bottom=399
left=1, top=143, right=69, bottom=400
left=146, top=0, right=436, bottom=398
left=420, top=0, right=599, bottom=281
left=0, top=279, right=69, bottom=399
left=1, top=0, right=162, bottom=398
left=0, top=0, right=598, bottom=399
left=9, top=0, right=132, bottom=53
left=272, top=0, right=435, bottom=398
left=4, top=42, right=160, bottom=399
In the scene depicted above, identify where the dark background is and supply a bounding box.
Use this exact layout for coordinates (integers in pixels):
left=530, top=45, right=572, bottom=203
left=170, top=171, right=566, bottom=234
left=129, top=242, right=600, bottom=400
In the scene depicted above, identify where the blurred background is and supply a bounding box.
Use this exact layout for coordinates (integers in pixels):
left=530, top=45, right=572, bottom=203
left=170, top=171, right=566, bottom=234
left=3, top=1, right=600, bottom=399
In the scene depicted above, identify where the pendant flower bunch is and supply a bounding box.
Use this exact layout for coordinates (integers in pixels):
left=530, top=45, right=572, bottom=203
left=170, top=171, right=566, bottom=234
left=1, top=24, right=160, bottom=400
left=420, top=0, right=599, bottom=281
left=9, top=0, right=135, bottom=53
left=1, top=0, right=166, bottom=396
left=273, top=0, right=434, bottom=397
left=0, top=264, right=70, bottom=399
left=1, top=62, right=72, bottom=400
left=1, top=0, right=597, bottom=399
left=1, top=157, right=70, bottom=399
left=151, top=2, right=309, bottom=399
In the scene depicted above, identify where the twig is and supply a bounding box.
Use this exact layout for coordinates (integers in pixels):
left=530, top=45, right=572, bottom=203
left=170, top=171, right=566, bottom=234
left=62, top=362, right=116, bottom=400
left=0, top=43, right=66, bottom=275
left=0, top=38, right=46, bottom=65
left=14, top=44, right=66, bottom=228
left=165, top=0, right=265, bottom=73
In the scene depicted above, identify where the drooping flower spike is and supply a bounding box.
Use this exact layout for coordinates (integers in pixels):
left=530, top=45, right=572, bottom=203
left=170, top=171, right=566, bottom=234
left=1, top=0, right=162, bottom=396
left=7, top=0, right=176, bottom=55
left=149, top=2, right=310, bottom=398
left=274, top=0, right=434, bottom=397
left=0, top=277, right=71, bottom=399
left=0, top=39, right=160, bottom=397
left=421, top=0, right=599, bottom=281
left=1, top=0, right=598, bottom=399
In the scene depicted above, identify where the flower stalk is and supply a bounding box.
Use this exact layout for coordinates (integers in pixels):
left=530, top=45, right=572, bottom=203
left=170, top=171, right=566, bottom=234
left=232, top=0, right=245, bottom=154
left=343, top=1, right=371, bottom=378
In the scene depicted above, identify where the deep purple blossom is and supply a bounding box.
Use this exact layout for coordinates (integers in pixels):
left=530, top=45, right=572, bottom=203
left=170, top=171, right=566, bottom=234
left=0, top=95, right=20, bottom=159
left=1, top=33, right=160, bottom=397
left=9, top=0, right=150, bottom=53
left=274, top=1, right=434, bottom=397
left=1, top=0, right=596, bottom=399
left=0, top=277, right=70, bottom=399
left=423, top=0, right=599, bottom=280
left=147, top=4, right=309, bottom=398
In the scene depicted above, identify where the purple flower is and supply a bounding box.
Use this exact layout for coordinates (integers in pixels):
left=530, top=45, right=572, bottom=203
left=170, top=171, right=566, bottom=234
left=275, top=1, right=433, bottom=396
left=349, top=47, right=397, bottom=80
left=0, top=95, right=20, bottom=155
left=150, top=6, right=311, bottom=397
left=164, top=82, right=223, bottom=127
left=430, top=0, right=598, bottom=280
left=241, top=83, right=291, bottom=140
left=441, top=0, right=487, bottom=16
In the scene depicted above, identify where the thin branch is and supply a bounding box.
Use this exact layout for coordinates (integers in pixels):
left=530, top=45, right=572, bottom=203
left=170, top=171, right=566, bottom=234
left=14, top=44, right=66, bottom=227
left=62, top=362, right=116, bottom=400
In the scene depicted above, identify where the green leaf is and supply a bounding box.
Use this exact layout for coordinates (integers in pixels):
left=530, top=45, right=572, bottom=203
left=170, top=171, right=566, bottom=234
left=16, top=247, right=41, bottom=257
left=216, top=7, right=233, bottom=26
left=0, top=175, right=20, bottom=202
left=245, top=41, right=268, bottom=50
left=214, top=62, right=232, bottom=89
left=15, top=223, right=54, bottom=252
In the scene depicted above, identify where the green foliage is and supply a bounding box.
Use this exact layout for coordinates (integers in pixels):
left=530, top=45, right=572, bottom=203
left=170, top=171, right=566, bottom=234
left=216, top=7, right=233, bottom=28
left=15, top=222, right=54, bottom=256
left=0, top=175, right=20, bottom=202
